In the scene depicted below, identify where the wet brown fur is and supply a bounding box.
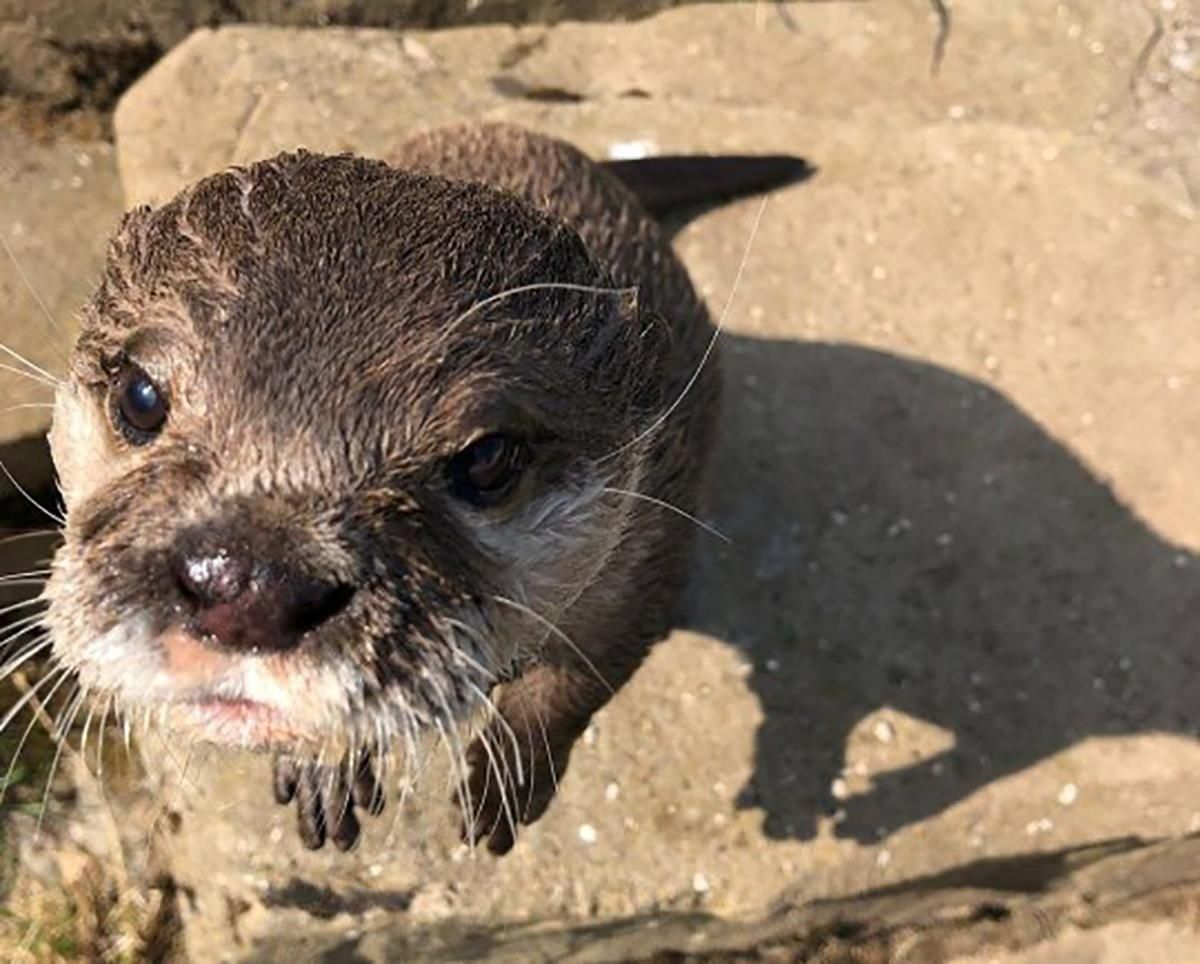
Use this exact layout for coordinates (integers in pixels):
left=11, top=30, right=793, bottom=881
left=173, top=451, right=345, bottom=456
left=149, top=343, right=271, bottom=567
left=45, top=124, right=719, bottom=853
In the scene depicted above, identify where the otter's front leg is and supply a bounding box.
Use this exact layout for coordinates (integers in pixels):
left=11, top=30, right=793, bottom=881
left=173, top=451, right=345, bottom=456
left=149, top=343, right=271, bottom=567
left=272, top=752, right=386, bottom=851
left=459, top=662, right=618, bottom=855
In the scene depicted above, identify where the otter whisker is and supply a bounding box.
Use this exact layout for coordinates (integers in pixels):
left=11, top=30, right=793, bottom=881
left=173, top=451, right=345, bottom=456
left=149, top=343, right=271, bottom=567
left=36, top=682, right=87, bottom=839
left=52, top=682, right=85, bottom=743
left=0, top=362, right=59, bottom=391
left=0, top=610, right=49, bottom=646
left=0, top=568, right=53, bottom=583
left=95, top=694, right=113, bottom=781
left=0, top=456, right=65, bottom=526
left=478, top=723, right=519, bottom=847
left=601, top=486, right=730, bottom=544
left=0, top=637, right=51, bottom=689
left=0, top=660, right=64, bottom=735
left=0, top=230, right=68, bottom=345
left=434, top=716, right=473, bottom=851
left=0, top=342, right=61, bottom=387
left=0, top=667, right=73, bottom=811
left=447, top=281, right=638, bottom=335
left=0, top=402, right=56, bottom=412
left=531, top=703, right=560, bottom=805
left=489, top=594, right=614, bottom=695
left=0, top=595, right=48, bottom=621
left=1, top=690, right=49, bottom=806
left=467, top=681, right=525, bottom=787
left=430, top=677, right=477, bottom=840
left=600, top=194, right=770, bottom=465
left=79, top=694, right=99, bottom=771
left=0, top=528, right=57, bottom=549
left=0, top=666, right=71, bottom=809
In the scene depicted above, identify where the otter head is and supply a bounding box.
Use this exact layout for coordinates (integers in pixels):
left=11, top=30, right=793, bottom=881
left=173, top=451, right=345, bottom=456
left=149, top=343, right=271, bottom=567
left=45, top=151, right=667, bottom=753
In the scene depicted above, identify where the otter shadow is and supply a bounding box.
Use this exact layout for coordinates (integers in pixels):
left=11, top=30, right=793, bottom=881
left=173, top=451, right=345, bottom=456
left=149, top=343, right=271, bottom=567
left=685, top=337, right=1200, bottom=841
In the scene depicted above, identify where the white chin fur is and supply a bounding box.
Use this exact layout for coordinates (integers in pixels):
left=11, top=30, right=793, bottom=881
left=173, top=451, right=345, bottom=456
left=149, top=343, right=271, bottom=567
left=64, top=615, right=359, bottom=742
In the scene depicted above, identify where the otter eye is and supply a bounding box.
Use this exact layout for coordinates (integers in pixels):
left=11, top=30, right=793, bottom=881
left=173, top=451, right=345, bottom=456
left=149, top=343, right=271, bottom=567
left=447, top=434, right=526, bottom=506
left=114, top=367, right=168, bottom=443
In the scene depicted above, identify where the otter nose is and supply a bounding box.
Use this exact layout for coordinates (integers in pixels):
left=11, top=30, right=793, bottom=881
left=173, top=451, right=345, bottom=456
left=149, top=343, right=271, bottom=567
left=173, top=534, right=353, bottom=654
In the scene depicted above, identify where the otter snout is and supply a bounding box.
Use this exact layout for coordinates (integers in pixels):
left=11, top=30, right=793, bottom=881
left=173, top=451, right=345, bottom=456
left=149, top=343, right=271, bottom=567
left=173, top=527, right=354, bottom=654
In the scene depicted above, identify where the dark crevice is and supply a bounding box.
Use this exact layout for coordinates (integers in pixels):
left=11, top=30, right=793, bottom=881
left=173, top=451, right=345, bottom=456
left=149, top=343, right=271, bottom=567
left=490, top=75, right=585, bottom=103
left=41, top=36, right=162, bottom=113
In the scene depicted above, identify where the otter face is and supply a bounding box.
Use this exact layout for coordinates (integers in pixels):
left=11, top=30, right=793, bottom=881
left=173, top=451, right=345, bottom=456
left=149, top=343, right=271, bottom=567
left=44, top=152, right=664, bottom=753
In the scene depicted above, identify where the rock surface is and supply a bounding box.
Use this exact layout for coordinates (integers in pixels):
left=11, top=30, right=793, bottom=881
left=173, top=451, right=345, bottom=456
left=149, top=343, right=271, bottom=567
left=3, top=0, right=1200, bottom=960
left=0, top=0, right=718, bottom=110
left=0, top=121, right=121, bottom=492
left=246, top=833, right=1200, bottom=961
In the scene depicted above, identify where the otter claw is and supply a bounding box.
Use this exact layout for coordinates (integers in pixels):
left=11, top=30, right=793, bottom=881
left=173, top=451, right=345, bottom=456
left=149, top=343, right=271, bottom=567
left=458, top=730, right=561, bottom=856
left=271, top=753, right=385, bottom=851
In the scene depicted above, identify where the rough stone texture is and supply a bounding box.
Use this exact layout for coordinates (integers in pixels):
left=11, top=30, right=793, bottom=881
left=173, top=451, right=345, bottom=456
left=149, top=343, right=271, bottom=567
left=0, top=0, right=724, bottom=110
left=243, top=834, right=1200, bottom=961
left=0, top=124, right=122, bottom=491
left=7, top=0, right=1200, bottom=959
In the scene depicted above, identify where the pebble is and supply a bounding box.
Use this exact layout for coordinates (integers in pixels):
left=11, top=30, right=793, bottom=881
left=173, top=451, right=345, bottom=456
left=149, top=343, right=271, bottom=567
left=605, top=782, right=621, bottom=802
left=1057, top=783, right=1079, bottom=807
left=831, top=778, right=850, bottom=801
left=692, top=872, right=711, bottom=893
left=578, top=823, right=598, bottom=845
left=607, top=139, right=658, bottom=160
left=872, top=719, right=896, bottom=744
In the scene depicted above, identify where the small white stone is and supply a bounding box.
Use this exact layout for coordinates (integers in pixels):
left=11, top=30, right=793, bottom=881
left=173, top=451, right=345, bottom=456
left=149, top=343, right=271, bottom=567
left=948, top=104, right=966, bottom=119
left=578, top=823, right=598, bottom=844
left=368, top=863, right=384, bottom=878
left=875, top=849, right=891, bottom=868
left=608, top=139, right=658, bottom=161
left=605, top=782, right=621, bottom=802
left=831, top=777, right=850, bottom=801
left=583, top=724, right=597, bottom=746
left=692, top=872, right=711, bottom=893
left=872, top=719, right=895, bottom=744
left=268, top=826, right=283, bottom=844
left=1057, top=783, right=1079, bottom=807
left=765, top=658, right=781, bottom=673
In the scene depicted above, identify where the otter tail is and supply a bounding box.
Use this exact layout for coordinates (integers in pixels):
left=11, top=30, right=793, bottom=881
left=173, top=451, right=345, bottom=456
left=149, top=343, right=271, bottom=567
left=601, top=154, right=814, bottom=217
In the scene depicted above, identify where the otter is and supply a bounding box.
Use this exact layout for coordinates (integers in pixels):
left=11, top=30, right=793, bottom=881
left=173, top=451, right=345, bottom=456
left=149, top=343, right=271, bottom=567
left=42, top=124, right=805, bottom=854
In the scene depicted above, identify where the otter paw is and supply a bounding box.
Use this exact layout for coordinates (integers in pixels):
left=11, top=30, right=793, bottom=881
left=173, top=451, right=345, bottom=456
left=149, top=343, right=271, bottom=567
left=272, top=753, right=386, bottom=852
left=456, top=731, right=564, bottom=855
